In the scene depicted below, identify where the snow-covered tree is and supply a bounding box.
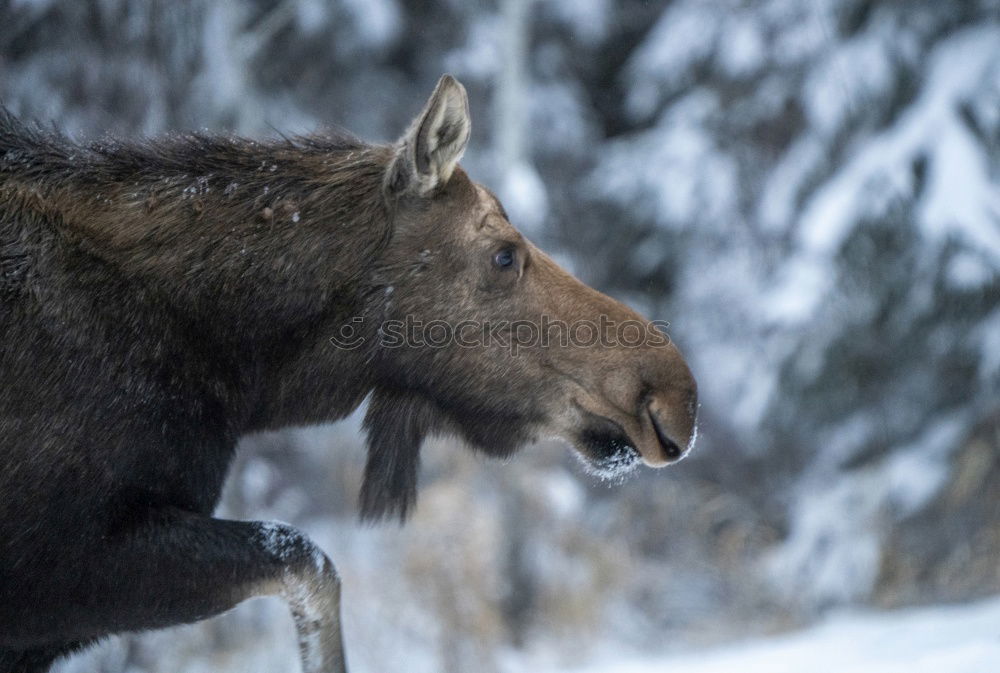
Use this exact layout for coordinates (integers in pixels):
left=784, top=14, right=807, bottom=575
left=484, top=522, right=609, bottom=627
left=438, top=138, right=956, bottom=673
left=533, top=0, right=1000, bottom=610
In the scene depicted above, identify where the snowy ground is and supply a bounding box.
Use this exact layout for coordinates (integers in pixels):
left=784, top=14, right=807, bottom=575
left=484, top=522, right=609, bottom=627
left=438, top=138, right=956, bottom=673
left=52, top=591, right=1000, bottom=673
left=547, top=596, right=1000, bottom=673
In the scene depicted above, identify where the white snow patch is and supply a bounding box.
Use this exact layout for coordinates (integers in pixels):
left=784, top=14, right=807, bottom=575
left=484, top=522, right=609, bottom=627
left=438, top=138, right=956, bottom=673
left=256, top=521, right=328, bottom=575
left=540, top=470, right=585, bottom=518
left=946, top=251, right=997, bottom=289
left=594, top=91, right=737, bottom=230
left=768, top=415, right=967, bottom=607
left=766, top=474, right=884, bottom=607
left=803, top=35, right=894, bottom=136
left=529, top=82, right=594, bottom=153
left=341, top=0, right=400, bottom=49
left=294, top=0, right=328, bottom=34
left=718, top=14, right=766, bottom=77
left=626, top=1, right=720, bottom=118
left=498, top=161, right=550, bottom=237
left=765, top=25, right=1000, bottom=325
left=544, top=595, right=1000, bottom=673
left=919, top=112, right=1000, bottom=262
left=544, top=0, right=609, bottom=45
left=444, top=15, right=502, bottom=78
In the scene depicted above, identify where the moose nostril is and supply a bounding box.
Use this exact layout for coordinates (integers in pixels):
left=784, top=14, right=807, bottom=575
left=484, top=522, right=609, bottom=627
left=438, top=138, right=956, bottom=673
left=647, top=406, right=684, bottom=462
left=662, top=436, right=683, bottom=460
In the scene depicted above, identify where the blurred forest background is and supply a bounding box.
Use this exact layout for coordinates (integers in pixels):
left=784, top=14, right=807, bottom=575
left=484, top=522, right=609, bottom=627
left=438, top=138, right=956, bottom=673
left=2, top=0, right=998, bottom=671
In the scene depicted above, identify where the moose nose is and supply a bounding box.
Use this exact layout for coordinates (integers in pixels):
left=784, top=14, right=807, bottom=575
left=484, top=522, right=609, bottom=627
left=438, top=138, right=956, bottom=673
left=645, top=386, right=698, bottom=466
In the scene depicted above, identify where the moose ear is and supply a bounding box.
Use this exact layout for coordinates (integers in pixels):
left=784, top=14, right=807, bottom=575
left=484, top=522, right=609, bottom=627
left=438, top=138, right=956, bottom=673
left=386, top=74, right=471, bottom=197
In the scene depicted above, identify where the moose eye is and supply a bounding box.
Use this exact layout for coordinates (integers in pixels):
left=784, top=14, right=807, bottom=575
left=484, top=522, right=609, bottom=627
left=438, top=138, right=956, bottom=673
left=492, top=248, right=516, bottom=270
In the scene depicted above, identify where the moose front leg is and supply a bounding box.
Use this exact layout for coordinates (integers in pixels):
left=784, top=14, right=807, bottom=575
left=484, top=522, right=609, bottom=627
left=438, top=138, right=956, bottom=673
left=4, top=511, right=347, bottom=673
left=255, top=522, right=348, bottom=673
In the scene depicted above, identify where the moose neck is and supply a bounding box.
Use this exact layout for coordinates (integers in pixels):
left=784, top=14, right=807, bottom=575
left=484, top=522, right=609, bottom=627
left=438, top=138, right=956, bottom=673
left=53, top=138, right=392, bottom=325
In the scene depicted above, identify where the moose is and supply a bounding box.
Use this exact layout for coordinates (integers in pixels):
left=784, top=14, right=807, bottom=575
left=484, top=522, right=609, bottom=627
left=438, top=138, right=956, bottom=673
left=0, top=76, right=697, bottom=672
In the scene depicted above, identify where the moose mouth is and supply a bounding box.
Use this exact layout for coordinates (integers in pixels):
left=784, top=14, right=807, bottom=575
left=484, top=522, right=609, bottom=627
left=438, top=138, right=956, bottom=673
left=576, top=412, right=642, bottom=480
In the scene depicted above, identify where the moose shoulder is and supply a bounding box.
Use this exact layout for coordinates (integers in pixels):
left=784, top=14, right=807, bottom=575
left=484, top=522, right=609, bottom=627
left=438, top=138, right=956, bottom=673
left=0, top=76, right=697, bottom=673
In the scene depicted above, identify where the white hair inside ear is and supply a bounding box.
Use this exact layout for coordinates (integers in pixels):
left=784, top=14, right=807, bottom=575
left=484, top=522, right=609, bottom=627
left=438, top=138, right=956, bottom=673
left=386, top=74, right=472, bottom=197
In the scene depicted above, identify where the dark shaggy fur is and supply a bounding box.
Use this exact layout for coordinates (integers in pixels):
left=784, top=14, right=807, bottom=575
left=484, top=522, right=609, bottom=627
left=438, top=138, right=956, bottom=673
left=0, top=107, right=416, bottom=667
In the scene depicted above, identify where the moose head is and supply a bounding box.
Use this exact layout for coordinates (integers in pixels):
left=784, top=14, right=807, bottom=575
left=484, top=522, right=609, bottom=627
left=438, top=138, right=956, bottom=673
left=355, top=76, right=698, bottom=520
